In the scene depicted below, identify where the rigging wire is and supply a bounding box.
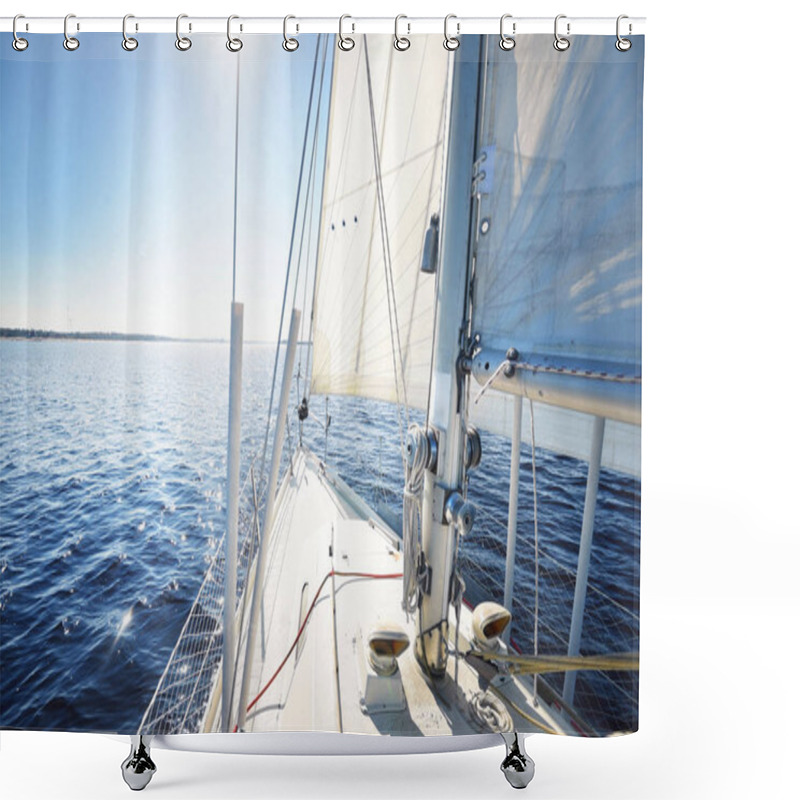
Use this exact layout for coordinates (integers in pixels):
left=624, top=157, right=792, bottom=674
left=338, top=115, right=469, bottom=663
left=287, top=34, right=329, bottom=414
left=363, top=37, right=410, bottom=463
left=299, top=32, right=331, bottom=405
left=300, top=148, right=319, bottom=403
left=256, top=34, right=324, bottom=503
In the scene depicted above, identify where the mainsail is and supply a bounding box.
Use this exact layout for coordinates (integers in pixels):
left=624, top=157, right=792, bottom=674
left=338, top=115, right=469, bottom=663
left=310, top=36, right=450, bottom=411
left=469, top=36, right=643, bottom=475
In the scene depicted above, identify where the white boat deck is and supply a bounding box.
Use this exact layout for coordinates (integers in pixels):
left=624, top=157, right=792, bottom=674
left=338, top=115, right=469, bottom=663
left=206, top=447, right=584, bottom=738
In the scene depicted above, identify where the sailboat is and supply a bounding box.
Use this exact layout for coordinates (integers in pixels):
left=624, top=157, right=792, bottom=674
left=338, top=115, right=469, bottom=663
left=131, top=30, right=641, bottom=791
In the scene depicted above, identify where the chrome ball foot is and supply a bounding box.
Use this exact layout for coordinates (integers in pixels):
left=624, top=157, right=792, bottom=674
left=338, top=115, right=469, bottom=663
left=121, top=735, right=156, bottom=791
left=500, top=732, right=535, bottom=789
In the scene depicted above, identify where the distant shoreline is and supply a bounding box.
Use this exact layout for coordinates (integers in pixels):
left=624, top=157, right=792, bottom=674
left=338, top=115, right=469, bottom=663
left=0, top=328, right=223, bottom=343
left=0, top=328, right=303, bottom=346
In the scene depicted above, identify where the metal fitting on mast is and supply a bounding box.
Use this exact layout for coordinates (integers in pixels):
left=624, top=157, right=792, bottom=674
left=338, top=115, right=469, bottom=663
left=444, top=492, right=476, bottom=537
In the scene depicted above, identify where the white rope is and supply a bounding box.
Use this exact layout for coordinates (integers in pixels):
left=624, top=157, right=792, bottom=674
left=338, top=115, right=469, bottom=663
left=402, top=424, right=428, bottom=613
left=473, top=359, right=508, bottom=405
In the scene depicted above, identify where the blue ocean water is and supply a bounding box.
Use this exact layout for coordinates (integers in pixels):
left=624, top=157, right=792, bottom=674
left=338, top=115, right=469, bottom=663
left=0, top=339, right=639, bottom=734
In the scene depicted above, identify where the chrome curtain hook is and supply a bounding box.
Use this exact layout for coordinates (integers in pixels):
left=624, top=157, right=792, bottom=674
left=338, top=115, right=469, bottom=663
left=499, top=14, right=515, bottom=50
left=338, top=15, right=355, bottom=51
left=176, top=14, right=192, bottom=51
left=226, top=15, right=243, bottom=52
left=12, top=14, right=29, bottom=51
left=283, top=15, right=299, bottom=51
left=394, top=15, right=410, bottom=51
left=122, top=14, right=138, bottom=51
left=63, top=13, right=79, bottom=51
left=443, top=14, right=460, bottom=51
left=616, top=14, right=632, bottom=51
left=554, top=14, right=570, bottom=51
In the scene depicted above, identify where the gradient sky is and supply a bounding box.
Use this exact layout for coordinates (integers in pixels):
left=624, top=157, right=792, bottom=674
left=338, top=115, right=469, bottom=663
left=0, top=33, right=330, bottom=341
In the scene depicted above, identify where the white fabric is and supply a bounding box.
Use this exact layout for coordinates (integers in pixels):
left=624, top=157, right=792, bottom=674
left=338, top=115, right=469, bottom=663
left=310, top=36, right=449, bottom=410
left=469, top=36, right=643, bottom=474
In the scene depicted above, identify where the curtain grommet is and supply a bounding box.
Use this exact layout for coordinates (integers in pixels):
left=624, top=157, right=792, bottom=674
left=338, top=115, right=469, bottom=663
left=12, top=15, right=29, bottom=51
left=554, top=15, right=571, bottom=51
left=338, top=15, right=355, bottom=51
left=443, top=14, right=460, bottom=51
left=283, top=15, right=299, bottom=52
left=499, top=14, right=515, bottom=50
left=616, top=15, right=632, bottom=51
left=226, top=15, right=243, bottom=53
left=63, top=13, right=80, bottom=51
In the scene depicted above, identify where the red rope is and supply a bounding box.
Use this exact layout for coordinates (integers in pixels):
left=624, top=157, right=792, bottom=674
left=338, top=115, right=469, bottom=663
left=233, top=569, right=402, bottom=731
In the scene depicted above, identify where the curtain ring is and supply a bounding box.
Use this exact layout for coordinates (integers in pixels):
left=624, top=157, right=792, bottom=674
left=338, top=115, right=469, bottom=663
left=63, top=13, right=79, bottom=51
left=338, top=15, right=355, bottom=51
left=283, top=15, right=299, bottom=51
left=616, top=15, right=632, bottom=51
left=443, top=14, right=460, bottom=51
left=226, top=15, right=243, bottom=52
left=394, top=15, right=410, bottom=51
left=122, top=15, right=138, bottom=51
left=499, top=14, right=515, bottom=50
left=12, top=15, right=29, bottom=51
left=554, top=14, right=570, bottom=51
left=176, top=14, right=192, bottom=51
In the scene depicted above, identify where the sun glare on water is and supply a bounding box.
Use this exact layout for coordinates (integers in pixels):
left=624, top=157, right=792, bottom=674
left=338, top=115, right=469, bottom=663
left=113, top=607, right=135, bottom=645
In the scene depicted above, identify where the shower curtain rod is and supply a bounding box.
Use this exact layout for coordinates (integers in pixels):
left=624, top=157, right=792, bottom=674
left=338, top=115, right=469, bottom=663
left=1, top=16, right=645, bottom=36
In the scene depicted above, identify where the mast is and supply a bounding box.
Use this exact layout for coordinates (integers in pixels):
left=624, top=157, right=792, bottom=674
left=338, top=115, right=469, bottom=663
left=416, top=36, right=483, bottom=676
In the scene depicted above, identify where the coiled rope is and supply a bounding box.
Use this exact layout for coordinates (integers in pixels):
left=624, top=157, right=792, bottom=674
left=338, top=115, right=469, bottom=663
left=402, top=423, right=428, bottom=613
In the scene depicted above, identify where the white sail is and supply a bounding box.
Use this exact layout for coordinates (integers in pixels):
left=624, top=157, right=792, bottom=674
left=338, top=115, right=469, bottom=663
left=467, top=36, right=643, bottom=474
left=310, top=36, right=450, bottom=410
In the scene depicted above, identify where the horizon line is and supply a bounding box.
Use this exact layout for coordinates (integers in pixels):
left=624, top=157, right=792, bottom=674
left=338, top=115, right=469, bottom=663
left=0, top=327, right=311, bottom=346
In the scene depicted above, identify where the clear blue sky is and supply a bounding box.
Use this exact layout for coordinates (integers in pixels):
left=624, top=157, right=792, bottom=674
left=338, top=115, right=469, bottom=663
left=0, top=33, right=329, bottom=341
